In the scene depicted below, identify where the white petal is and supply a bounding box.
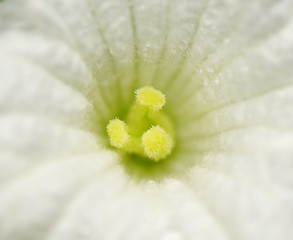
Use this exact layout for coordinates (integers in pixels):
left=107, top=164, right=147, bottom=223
left=188, top=166, right=293, bottom=240
left=0, top=55, right=91, bottom=124
left=0, top=151, right=117, bottom=240
left=0, top=0, right=293, bottom=240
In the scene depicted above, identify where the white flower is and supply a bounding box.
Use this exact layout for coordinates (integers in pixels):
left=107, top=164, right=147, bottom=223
left=0, top=0, right=293, bottom=239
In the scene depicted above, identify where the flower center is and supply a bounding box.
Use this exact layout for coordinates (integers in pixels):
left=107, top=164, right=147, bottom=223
left=106, top=86, right=175, bottom=161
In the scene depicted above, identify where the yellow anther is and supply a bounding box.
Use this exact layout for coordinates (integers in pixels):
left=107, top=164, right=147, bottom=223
left=106, top=119, right=129, bottom=148
left=142, top=126, right=173, bottom=161
left=135, top=86, right=166, bottom=111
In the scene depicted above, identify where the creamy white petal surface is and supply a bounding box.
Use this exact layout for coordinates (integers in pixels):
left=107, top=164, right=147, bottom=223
left=0, top=0, right=293, bottom=240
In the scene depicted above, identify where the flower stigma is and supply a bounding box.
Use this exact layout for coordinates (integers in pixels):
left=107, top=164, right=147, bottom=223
left=106, top=86, right=174, bottom=161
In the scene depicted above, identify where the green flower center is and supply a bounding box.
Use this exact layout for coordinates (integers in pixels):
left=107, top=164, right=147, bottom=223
left=85, top=53, right=220, bottom=181
left=83, top=31, right=223, bottom=181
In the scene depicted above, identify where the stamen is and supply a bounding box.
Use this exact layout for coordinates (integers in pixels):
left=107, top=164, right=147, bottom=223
left=135, top=86, right=166, bottom=112
left=142, top=126, right=173, bottom=161
left=106, top=119, right=129, bottom=148
left=107, top=86, right=174, bottom=161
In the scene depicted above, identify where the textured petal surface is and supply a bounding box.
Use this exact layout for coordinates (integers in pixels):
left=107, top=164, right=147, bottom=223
left=0, top=0, right=293, bottom=240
